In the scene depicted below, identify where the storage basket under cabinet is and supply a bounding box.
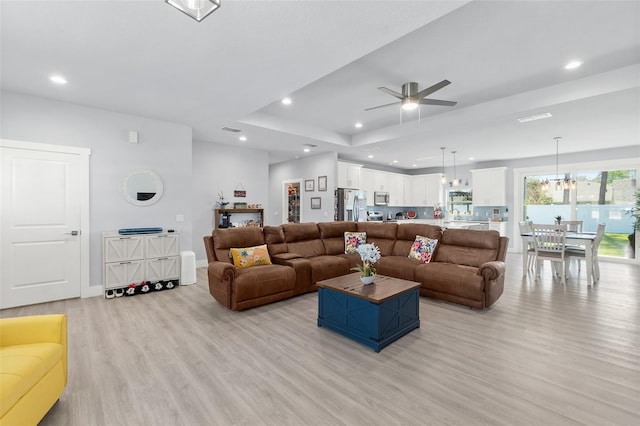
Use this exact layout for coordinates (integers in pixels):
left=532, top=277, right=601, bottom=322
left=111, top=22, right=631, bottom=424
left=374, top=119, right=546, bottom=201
left=102, top=231, right=180, bottom=298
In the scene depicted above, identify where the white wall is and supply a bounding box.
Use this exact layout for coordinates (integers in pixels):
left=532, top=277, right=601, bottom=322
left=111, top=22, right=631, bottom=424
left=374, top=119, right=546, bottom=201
left=1, top=91, right=193, bottom=288
left=268, top=152, right=338, bottom=226
left=192, top=139, right=269, bottom=263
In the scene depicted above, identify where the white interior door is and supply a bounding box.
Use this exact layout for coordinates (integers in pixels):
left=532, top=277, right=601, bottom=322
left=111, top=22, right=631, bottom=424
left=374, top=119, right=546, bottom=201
left=1, top=145, right=83, bottom=308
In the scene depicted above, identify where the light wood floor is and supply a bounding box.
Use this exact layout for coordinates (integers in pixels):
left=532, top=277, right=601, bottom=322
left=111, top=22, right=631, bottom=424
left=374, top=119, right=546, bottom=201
left=2, top=253, right=639, bottom=426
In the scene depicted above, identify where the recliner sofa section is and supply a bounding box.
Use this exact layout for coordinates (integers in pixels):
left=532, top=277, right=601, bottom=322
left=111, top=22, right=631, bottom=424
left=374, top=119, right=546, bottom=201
left=204, top=221, right=508, bottom=311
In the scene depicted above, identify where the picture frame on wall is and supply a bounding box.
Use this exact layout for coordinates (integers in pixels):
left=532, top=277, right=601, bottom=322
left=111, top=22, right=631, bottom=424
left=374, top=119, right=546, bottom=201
left=318, top=175, right=327, bottom=191
left=311, top=197, right=321, bottom=209
left=305, top=179, right=315, bottom=192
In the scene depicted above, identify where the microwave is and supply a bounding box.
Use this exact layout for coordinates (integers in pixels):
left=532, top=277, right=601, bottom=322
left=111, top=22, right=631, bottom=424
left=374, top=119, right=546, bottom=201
left=374, top=192, right=390, bottom=206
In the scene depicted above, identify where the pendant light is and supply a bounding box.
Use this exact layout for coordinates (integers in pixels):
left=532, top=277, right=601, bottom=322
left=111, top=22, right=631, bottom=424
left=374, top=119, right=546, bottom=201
left=554, top=137, right=562, bottom=190
left=451, top=150, right=460, bottom=187
left=440, top=147, right=447, bottom=184
left=166, top=0, right=221, bottom=22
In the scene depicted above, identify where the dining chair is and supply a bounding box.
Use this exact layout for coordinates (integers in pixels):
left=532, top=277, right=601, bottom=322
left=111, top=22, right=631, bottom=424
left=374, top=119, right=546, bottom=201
left=532, top=223, right=568, bottom=284
left=565, top=223, right=606, bottom=281
left=560, top=220, right=583, bottom=233
left=518, top=220, right=535, bottom=274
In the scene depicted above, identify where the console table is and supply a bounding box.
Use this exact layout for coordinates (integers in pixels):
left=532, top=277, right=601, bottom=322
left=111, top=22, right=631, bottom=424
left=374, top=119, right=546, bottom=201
left=214, top=208, right=263, bottom=229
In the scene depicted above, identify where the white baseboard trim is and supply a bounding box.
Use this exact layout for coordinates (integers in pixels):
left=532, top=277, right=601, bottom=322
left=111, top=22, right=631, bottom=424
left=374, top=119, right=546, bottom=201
left=83, top=284, right=104, bottom=298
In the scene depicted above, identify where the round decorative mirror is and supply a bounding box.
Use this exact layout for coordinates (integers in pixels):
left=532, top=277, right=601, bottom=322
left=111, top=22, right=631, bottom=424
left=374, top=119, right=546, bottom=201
left=122, top=169, right=164, bottom=206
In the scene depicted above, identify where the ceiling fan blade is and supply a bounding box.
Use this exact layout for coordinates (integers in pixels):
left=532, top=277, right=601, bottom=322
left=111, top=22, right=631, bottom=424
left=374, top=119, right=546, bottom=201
left=378, top=87, right=404, bottom=99
left=365, top=101, right=401, bottom=111
left=415, top=79, right=451, bottom=99
left=419, top=98, right=458, bottom=107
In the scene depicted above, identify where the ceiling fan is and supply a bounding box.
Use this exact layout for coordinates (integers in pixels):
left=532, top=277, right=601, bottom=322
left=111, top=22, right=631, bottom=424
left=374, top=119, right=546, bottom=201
left=365, top=80, right=457, bottom=111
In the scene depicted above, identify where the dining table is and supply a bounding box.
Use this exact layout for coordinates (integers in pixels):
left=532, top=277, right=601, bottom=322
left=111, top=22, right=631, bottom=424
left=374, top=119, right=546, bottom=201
left=521, top=231, right=598, bottom=284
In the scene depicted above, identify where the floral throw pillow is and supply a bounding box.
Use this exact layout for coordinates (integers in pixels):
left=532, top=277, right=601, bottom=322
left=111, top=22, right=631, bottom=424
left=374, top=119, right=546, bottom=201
left=344, top=232, right=367, bottom=254
left=408, top=235, right=438, bottom=263
left=230, top=244, right=272, bottom=269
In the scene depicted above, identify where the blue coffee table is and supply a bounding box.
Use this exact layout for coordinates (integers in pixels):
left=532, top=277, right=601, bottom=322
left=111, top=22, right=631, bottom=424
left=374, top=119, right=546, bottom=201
left=317, top=273, right=420, bottom=352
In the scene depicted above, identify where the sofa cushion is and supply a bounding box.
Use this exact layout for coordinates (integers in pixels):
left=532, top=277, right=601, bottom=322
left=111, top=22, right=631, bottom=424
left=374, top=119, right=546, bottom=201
left=344, top=231, right=366, bottom=254
left=0, top=343, right=63, bottom=417
left=232, top=264, right=295, bottom=302
left=307, top=256, right=351, bottom=284
left=230, top=244, right=272, bottom=269
left=356, top=222, right=397, bottom=256
left=318, top=222, right=358, bottom=255
left=435, top=229, right=500, bottom=267
left=376, top=256, right=423, bottom=281
left=263, top=226, right=288, bottom=255
left=213, top=227, right=265, bottom=264
left=408, top=236, right=438, bottom=263
left=281, top=223, right=325, bottom=257
left=416, top=262, right=485, bottom=302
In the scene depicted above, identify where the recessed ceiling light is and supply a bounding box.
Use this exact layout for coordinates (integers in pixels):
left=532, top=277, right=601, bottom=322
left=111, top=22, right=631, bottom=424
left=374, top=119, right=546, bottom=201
left=517, top=112, right=552, bottom=123
left=392, top=160, right=398, bottom=163
left=367, top=155, right=374, bottom=158
left=354, top=122, right=363, bottom=128
left=468, top=157, right=475, bottom=161
left=303, top=148, right=310, bottom=153
left=239, top=136, right=247, bottom=142
left=281, top=97, right=292, bottom=105
left=564, top=60, right=583, bottom=70
left=412, top=164, right=417, bottom=167
left=49, top=75, right=67, bottom=85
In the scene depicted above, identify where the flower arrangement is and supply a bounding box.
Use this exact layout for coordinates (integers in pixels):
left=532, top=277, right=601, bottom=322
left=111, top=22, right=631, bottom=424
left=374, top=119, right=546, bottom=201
left=351, top=243, right=381, bottom=277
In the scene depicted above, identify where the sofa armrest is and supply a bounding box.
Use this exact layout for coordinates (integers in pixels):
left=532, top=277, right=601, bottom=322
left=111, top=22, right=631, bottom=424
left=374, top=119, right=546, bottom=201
left=0, top=314, right=67, bottom=385
left=477, top=261, right=505, bottom=280
left=272, top=253, right=303, bottom=261
left=208, top=261, right=236, bottom=281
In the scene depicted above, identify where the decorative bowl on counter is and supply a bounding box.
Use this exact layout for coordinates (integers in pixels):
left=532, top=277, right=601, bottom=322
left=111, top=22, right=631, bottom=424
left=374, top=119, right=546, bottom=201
left=406, top=211, right=417, bottom=219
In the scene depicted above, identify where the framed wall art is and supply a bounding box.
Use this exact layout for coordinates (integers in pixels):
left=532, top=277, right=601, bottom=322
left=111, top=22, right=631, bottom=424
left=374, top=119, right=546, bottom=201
left=318, top=175, right=327, bottom=191
left=311, top=197, right=321, bottom=209
left=305, top=179, right=315, bottom=191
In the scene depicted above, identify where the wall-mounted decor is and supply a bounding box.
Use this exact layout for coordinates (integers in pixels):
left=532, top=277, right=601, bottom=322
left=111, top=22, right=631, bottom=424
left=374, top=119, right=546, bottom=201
left=233, top=202, right=247, bottom=209
left=234, top=182, right=246, bottom=197
left=305, top=179, right=315, bottom=191
left=311, top=197, right=321, bottom=209
left=318, top=175, right=327, bottom=191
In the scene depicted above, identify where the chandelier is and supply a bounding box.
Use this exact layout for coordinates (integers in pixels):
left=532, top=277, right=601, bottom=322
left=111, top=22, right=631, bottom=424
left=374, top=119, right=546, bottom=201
left=541, top=137, right=576, bottom=191
left=440, top=147, right=447, bottom=184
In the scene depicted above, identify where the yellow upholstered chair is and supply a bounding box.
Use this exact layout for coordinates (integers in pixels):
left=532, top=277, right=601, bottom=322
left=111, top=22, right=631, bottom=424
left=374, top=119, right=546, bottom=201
left=0, top=314, right=67, bottom=426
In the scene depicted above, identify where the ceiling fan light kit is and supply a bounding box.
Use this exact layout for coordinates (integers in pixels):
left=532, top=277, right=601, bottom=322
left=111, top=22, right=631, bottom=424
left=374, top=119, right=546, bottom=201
left=366, top=79, right=458, bottom=112
left=166, top=0, right=221, bottom=22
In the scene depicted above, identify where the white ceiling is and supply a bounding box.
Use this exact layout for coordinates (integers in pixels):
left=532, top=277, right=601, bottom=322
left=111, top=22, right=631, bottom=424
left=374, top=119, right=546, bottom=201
left=2, top=0, right=639, bottom=171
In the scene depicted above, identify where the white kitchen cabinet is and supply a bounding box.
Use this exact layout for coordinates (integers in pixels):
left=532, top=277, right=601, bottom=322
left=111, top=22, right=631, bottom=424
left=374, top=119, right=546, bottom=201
left=387, top=173, right=406, bottom=206
left=337, top=161, right=361, bottom=189
left=405, top=174, right=443, bottom=206
left=488, top=221, right=508, bottom=236
left=102, top=231, right=180, bottom=297
left=359, top=168, right=375, bottom=203
left=424, top=173, right=444, bottom=206
left=471, top=167, right=507, bottom=206
left=373, top=170, right=389, bottom=192
left=405, top=175, right=427, bottom=205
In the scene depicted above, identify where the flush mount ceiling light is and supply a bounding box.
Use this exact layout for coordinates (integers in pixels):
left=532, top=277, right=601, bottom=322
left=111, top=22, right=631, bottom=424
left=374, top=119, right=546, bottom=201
left=281, top=97, right=292, bottom=105
left=517, top=112, right=552, bottom=123
left=49, top=75, right=67, bottom=85
left=564, top=60, right=583, bottom=70
left=166, top=0, right=220, bottom=22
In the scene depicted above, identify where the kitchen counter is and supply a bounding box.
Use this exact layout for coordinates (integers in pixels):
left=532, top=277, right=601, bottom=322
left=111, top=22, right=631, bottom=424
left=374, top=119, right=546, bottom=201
left=395, top=218, right=508, bottom=236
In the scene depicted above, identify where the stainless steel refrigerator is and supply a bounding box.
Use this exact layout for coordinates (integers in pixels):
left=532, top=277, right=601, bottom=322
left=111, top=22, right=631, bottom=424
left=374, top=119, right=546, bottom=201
left=335, top=188, right=368, bottom=221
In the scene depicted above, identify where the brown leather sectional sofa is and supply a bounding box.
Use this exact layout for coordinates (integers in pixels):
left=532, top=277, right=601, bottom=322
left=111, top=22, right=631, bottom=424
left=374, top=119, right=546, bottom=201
left=203, top=221, right=508, bottom=311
